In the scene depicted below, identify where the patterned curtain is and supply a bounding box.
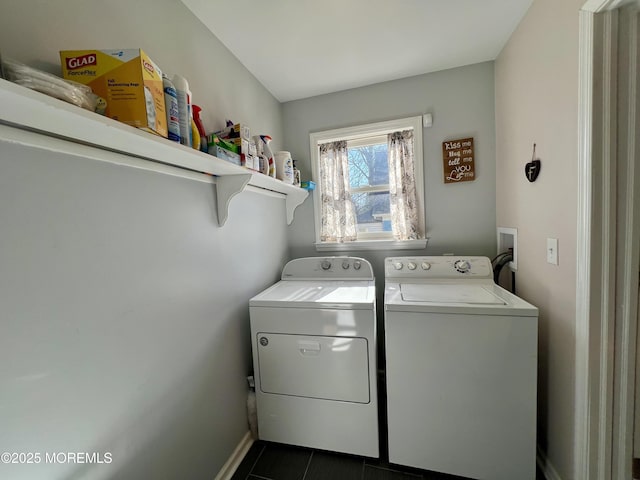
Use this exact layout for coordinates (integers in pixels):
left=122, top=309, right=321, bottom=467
left=319, top=141, right=357, bottom=242
left=388, top=130, right=420, bottom=240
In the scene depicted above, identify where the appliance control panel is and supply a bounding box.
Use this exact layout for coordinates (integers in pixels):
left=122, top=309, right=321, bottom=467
left=385, top=256, right=493, bottom=279
left=281, top=256, right=374, bottom=280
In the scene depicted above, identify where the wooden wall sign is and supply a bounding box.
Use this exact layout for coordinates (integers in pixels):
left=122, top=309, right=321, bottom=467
left=442, top=137, right=475, bottom=184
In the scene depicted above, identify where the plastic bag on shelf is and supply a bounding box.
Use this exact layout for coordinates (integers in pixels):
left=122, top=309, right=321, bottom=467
left=1, top=56, right=105, bottom=114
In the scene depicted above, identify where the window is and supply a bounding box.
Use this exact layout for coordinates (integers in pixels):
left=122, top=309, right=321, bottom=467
left=310, top=116, right=426, bottom=251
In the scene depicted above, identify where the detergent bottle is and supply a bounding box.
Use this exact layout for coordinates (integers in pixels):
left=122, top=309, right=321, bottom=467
left=274, top=151, right=294, bottom=184
left=191, top=105, right=208, bottom=153
left=253, top=135, right=269, bottom=175
left=261, top=135, right=276, bottom=178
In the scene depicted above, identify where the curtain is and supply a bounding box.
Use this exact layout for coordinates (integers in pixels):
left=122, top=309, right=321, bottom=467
left=388, top=130, right=420, bottom=240
left=318, top=140, right=357, bottom=242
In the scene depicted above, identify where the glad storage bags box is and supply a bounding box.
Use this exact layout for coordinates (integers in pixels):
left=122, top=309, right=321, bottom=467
left=60, top=49, right=167, bottom=137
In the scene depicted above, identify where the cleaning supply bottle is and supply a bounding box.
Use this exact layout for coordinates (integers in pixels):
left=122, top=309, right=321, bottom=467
left=190, top=118, right=201, bottom=151
left=253, top=135, right=269, bottom=175
left=191, top=105, right=208, bottom=153
left=172, top=74, right=192, bottom=147
left=162, top=74, right=180, bottom=143
left=293, top=160, right=301, bottom=187
left=261, top=135, right=276, bottom=178
left=274, top=151, right=294, bottom=184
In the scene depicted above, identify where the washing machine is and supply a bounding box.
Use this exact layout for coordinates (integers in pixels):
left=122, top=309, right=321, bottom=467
left=250, top=256, right=378, bottom=458
left=384, top=256, right=538, bottom=480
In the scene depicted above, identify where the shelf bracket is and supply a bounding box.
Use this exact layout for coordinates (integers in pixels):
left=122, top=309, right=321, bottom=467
left=215, top=173, right=252, bottom=226
left=285, top=187, right=309, bottom=225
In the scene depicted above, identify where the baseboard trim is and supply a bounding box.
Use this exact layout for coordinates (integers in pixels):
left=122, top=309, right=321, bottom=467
left=214, top=431, right=254, bottom=480
left=537, top=445, right=562, bottom=480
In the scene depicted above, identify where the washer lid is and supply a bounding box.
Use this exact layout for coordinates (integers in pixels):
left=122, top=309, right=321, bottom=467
left=385, top=282, right=538, bottom=316
left=400, top=284, right=506, bottom=305
left=251, top=280, right=375, bottom=309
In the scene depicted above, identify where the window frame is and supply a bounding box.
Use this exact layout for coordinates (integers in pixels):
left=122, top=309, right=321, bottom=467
left=309, top=116, right=427, bottom=251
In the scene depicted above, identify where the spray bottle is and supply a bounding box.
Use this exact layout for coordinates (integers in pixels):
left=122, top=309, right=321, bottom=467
left=261, top=135, right=276, bottom=178
left=192, top=105, right=208, bottom=153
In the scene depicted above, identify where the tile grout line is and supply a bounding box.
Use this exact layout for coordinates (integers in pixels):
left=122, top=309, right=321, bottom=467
left=300, top=450, right=314, bottom=480
left=245, top=444, right=266, bottom=480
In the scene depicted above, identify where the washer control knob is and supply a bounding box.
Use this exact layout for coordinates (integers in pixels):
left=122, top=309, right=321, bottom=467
left=394, top=262, right=404, bottom=270
left=342, top=260, right=350, bottom=270
left=407, top=262, right=417, bottom=270
left=421, top=262, right=431, bottom=270
left=321, top=260, right=331, bottom=270
left=353, top=260, right=361, bottom=270
left=455, top=260, right=471, bottom=272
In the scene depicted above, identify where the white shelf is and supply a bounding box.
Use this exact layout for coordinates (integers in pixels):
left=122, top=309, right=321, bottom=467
left=0, top=78, right=307, bottom=226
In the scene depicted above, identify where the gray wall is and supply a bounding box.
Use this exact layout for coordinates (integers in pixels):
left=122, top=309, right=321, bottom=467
left=0, top=1, right=287, bottom=478
left=283, top=61, right=497, bottom=269
left=0, top=140, right=288, bottom=480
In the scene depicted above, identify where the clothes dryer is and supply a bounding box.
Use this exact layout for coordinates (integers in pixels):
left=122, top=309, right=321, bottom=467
left=384, top=256, right=538, bottom=480
left=250, top=256, right=378, bottom=457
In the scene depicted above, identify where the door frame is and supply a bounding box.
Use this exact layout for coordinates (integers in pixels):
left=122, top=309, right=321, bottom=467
left=576, top=1, right=639, bottom=479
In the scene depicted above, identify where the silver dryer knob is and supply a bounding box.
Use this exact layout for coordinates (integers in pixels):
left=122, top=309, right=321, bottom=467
left=455, top=260, right=471, bottom=272
left=394, top=262, right=404, bottom=270
left=353, top=260, right=361, bottom=270
left=407, top=262, right=417, bottom=270
left=342, top=261, right=350, bottom=269
left=321, top=260, right=331, bottom=270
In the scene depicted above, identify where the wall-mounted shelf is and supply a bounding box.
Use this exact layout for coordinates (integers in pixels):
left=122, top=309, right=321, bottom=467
left=0, top=78, right=307, bottom=226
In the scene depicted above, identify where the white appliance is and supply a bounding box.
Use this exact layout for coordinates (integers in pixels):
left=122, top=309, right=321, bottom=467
left=250, top=256, right=379, bottom=457
left=384, top=256, right=538, bottom=480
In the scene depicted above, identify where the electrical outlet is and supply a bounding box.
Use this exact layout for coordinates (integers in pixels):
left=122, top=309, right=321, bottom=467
left=547, top=238, right=559, bottom=265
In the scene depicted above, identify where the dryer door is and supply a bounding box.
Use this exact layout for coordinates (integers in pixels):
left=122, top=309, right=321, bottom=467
left=256, top=333, right=370, bottom=403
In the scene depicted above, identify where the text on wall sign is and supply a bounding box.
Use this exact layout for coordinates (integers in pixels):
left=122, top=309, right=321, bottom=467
left=442, top=137, right=475, bottom=184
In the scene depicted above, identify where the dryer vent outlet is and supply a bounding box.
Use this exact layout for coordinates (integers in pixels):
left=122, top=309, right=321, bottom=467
left=497, top=227, right=517, bottom=271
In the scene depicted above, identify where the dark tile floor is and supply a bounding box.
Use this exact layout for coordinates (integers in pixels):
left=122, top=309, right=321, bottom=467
left=231, top=440, right=493, bottom=480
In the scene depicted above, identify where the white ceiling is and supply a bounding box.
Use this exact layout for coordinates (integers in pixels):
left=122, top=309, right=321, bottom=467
left=181, top=0, right=533, bottom=103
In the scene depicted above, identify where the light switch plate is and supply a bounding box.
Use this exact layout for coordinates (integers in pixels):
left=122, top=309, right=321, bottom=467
left=547, top=238, right=559, bottom=265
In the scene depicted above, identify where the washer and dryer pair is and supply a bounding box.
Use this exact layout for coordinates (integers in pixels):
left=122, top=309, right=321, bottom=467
left=249, top=256, right=538, bottom=480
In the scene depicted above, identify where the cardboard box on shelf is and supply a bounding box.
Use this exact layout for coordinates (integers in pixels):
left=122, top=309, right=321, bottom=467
left=211, top=145, right=241, bottom=166
left=60, top=49, right=167, bottom=137
left=242, top=154, right=259, bottom=171
left=218, top=123, right=250, bottom=141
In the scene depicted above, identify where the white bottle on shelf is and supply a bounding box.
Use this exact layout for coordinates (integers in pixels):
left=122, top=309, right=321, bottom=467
left=162, top=74, right=180, bottom=143
left=274, top=151, right=294, bottom=184
left=172, top=74, right=192, bottom=147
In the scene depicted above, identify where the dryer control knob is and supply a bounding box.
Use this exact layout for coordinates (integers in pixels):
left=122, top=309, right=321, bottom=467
left=353, top=260, right=362, bottom=270
left=342, top=261, right=350, bottom=269
left=407, top=262, right=417, bottom=270
left=421, top=262, right=431, bottom=270
left=394, top=262, right=404, bottom=270
left=321, top=260, right=331, bottom=270
left=455, top=260, right=471, bottom=272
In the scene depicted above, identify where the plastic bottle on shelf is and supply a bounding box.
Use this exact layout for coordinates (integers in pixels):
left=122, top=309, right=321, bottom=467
left=191, top=105, right=208, bottom=153
left=190, top=118, right=201, bottom=151
left=274, top=151, right=294, bottom=184
left=172, top=74, right=192, bottom=147
left=253, top=135, right=269, bottom=175
left=261, top=135, right=276, bottom=178
left=162, top=74, right=180, bottom=143
left=293, top=160, right=301, bottom=187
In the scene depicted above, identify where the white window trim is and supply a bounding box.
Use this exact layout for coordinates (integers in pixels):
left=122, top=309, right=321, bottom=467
left=309, top=116, right=426, bottom=251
